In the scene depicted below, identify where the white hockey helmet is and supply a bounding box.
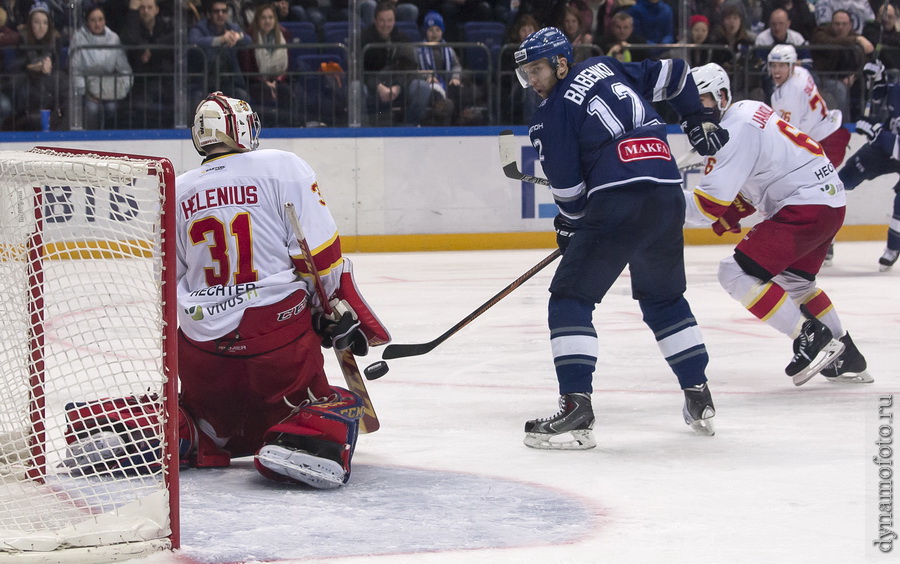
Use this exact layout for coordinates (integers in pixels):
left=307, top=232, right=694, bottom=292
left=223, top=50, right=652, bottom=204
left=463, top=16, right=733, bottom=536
left=691, top=63, right=733, bottom=113
left=767, top=43, right=797, bottom=66
left=191, top=92, right=260, bottom=155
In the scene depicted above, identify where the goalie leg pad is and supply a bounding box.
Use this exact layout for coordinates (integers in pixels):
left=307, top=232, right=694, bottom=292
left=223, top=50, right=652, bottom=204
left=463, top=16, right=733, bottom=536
left=335, top=258, right=391, bottom=346
left=178, top=407, right=231, bottom=468
left=63, top=396, right=162, bottom=476
left=253, top=386, right=362, bottom=488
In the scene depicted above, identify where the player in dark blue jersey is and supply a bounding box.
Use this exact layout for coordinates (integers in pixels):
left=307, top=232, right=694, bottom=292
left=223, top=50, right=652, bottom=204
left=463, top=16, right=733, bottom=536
left=838, top=60, right=900, bottom=272
left=515, top=27, right=729, bottom=449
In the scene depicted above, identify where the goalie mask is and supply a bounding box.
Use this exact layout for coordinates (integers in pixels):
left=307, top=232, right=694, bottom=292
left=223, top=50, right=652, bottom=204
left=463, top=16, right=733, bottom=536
left=191, top=92, right=260, bottom=155
left=691, top=62, right=733, bottom=114
left=514, top=27, right=573, bottom=88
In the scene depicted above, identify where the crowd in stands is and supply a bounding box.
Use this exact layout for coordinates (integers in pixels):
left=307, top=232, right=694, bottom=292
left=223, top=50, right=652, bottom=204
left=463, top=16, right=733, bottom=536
left=0, top=0, right=897, bottom=130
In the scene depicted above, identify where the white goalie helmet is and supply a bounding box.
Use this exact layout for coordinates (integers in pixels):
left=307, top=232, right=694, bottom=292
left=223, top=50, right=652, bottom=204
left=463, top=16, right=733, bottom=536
left=191, top=92, right=260, bottom=155
left=691, top=62, right=733, bottom=113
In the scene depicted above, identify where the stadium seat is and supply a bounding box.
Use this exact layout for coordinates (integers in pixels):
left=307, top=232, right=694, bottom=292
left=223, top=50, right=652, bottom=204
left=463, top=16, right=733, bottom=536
left=281, top=21, right=317, bottom=44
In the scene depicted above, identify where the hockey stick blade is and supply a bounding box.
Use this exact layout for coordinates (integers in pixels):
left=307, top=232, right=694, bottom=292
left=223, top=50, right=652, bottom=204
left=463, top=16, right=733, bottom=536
left=499, top=130, right=551, bottom=186
left=284, top=202, right=380, bottom=433
left=381, top=249, right=562, bottom=360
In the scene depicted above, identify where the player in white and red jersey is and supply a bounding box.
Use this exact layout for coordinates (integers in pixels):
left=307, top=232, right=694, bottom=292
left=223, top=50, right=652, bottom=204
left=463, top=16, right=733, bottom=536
left=174, top=92, right=390, bottom=488
left=768, top=44, right=851, bottom=167
left=686, top=63, right=872, bottom=386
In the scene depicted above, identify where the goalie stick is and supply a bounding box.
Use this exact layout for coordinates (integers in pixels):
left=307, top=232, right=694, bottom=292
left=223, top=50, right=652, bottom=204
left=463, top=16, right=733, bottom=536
left=499, top=130, right=701, bottom=184
left=380, top=249, right=561, bottom=360
left=284, top=203, right=380, bottom=434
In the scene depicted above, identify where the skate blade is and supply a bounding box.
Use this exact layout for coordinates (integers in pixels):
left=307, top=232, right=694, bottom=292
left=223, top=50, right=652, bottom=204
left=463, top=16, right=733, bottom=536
left=792, top=340, right=845, bottom=386
left=523, top=429, right=596, bottom=450
left=825, top=369, right=875, bottom=384
left=880, top=263, right=894, bottom=272
left=684, top=407, right=716, bottom=436
left=255, top=446, right=345, bottom=489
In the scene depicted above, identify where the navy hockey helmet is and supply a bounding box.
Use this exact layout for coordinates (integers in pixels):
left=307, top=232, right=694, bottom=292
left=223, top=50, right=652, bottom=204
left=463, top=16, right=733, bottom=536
left=514, top=27, right=573, bottom=88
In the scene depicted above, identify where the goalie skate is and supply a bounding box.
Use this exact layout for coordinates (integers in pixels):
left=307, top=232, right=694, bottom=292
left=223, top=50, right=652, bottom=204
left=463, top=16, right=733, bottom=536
left=523, top=393, right=596, bottom=450
left=255, top=445, right=345, bottom=489
left=682, top=383, right=715, bottom=436
left=786, top=317, right=845, bottom=386
left=821, top=333, right=874, bottom=384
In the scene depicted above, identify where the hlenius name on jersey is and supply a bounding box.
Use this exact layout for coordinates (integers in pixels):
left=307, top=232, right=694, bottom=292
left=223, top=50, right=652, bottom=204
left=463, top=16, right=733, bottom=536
left=617, top=137, right=672, bottom=162
left=563, top=62, right=614, bottom=105
left=181, top=185, right=259, bottom=220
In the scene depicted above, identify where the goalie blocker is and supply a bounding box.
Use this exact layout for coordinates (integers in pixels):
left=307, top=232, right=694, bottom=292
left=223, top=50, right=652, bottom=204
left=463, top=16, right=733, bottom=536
left=64, top=387, right=364, bottom=489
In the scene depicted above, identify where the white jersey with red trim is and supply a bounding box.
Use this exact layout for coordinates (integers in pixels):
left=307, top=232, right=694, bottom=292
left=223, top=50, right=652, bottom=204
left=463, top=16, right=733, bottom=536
left=770, top=65, right=841, bottom=142
left=175, top=149, right=343, bottom=342
left=685, top=100, right=846, bottom=226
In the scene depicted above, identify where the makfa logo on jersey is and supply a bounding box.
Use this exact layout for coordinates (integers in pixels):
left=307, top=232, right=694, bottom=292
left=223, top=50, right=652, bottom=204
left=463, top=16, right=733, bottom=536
left=617, top=137, right=672, bottom=162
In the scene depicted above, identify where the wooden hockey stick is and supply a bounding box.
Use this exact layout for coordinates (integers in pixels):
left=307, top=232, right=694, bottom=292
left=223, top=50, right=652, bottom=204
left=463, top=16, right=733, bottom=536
left=284, top=203, right=379, bottom=434
left=381, top=249, right=561, bottom=360
left=501, top=130, right=701, bottom=181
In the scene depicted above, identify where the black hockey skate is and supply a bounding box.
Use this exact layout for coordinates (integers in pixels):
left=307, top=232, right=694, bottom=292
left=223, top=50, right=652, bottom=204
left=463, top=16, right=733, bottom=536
left=524, top=393, right=596, bottom=450
left=682, top=383, right=716, bottom=436
left=821, top=332, right=874, bottom=383
left=785, top=316, right=844, bottom=386
left=879, top=248, right=899, bottom=272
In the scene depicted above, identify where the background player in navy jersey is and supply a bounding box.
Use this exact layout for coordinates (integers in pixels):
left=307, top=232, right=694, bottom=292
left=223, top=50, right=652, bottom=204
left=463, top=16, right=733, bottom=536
left=839, top=59, right=900, bottom=272
left=514, top=27, right=729, bottom=449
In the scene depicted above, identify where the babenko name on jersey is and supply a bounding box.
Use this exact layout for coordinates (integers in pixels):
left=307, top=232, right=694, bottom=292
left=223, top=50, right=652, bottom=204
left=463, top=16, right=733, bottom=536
left=180, top=185, right=259, bottom=220
left=563, top=62, right=615, bottom=104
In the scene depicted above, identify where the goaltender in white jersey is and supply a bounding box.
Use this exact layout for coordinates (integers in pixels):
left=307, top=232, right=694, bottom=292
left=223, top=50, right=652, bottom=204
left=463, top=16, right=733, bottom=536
left=176, top=149, right=341, bottom=342
left=685, top=63, right=871, bottom=386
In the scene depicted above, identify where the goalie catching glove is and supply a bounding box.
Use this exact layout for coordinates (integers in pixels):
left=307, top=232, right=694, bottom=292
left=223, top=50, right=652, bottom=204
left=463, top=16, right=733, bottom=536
left=681, top=107, right=729, bottom=156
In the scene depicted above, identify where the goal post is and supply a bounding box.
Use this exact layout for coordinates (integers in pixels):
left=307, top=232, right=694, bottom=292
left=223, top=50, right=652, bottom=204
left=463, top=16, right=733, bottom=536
left=0, top=147, right=179, bottom=560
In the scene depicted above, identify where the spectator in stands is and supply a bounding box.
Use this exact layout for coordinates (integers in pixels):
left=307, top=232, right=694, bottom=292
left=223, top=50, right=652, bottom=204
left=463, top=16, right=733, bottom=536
left=560, top=4, right=594, bottom=60
left=596, top=10, right=646, bottom=62
left=754, top=7, right=807, bottom=48
left=711, top=4, right=756, bottom=65
left=628, top=0, right=673, bottom=45
left=272, top=0, right=302, bottom=23
left=361, top=1, right=432, bottom=125
left=239, top=3, right=295, bottom=126
left=70, top=5, right=133, bottom=129
left=188, top=0, right=250, bottom=101
left=121, top=0, right=175, bottom=128
left=498, top=10, right=539, bottom=124
left=426, top=0, right=492, bottom=42
left=685, top=14, right=718, bottom=67
left=360, top=0, right=417, bottom=28
left=0, top=7, right=18, bottom=127
left=583, top=0, right=622, bottom=37
left=7, top=2, right=66, bottom=129
left=811, top=8, right=873, bottom=121
left=415, top=10, right=463, bottom=125
left=814, top=0, right=874, bottom=35
left=761, top=0, right=816, bottom=40
left=864, top=3, right=900, bottom=72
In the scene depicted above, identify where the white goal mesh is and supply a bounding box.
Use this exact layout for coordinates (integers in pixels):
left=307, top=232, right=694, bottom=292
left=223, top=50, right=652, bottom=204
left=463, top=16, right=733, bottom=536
left=0, top=148, right=177, bottom=560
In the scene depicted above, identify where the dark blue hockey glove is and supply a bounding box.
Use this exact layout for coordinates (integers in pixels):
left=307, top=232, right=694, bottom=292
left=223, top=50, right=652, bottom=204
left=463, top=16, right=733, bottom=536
left=681, top=108, right=730, bottom=156
left=554, top=214, right=580, bottom=254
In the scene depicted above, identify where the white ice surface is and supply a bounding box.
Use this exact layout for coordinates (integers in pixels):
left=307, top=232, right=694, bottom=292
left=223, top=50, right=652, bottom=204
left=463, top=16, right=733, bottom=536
left=137, top=242, right=897, bottom=564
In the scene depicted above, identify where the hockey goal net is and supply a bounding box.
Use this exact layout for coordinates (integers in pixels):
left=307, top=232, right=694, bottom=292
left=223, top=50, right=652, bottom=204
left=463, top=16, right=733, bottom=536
left=0, top=147, right=178, bottom=560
